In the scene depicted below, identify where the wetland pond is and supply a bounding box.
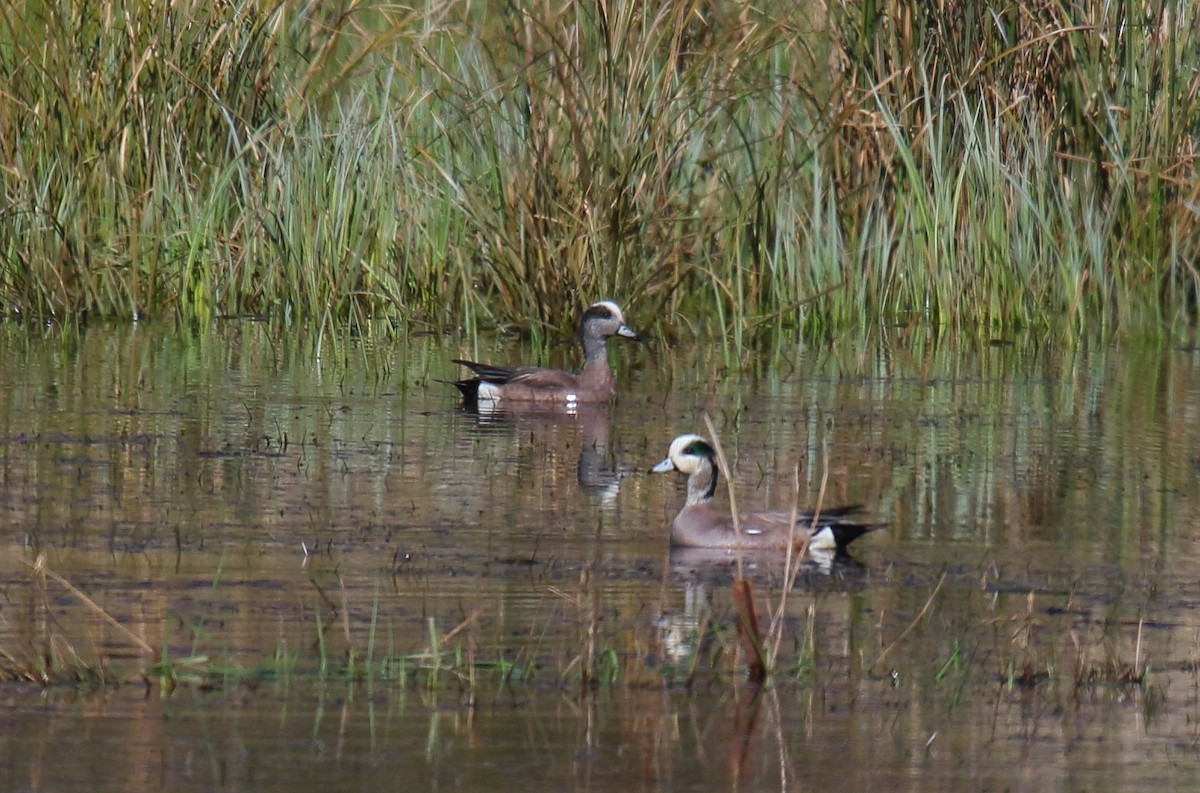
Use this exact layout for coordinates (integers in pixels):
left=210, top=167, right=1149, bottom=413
left=2, top=321, right=1200, bottom=792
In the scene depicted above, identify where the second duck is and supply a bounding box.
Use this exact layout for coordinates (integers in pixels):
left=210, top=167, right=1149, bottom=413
left=651, top=434, right=875, bottom=553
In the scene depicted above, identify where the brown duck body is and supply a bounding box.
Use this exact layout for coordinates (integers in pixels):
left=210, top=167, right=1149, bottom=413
left=651, top=434, right=875, bottom=553
left=668, top=501, right=872, bottom=552
left=452, top=358, right=617, bottom=405
left=451, top=301, right=638, bottom=409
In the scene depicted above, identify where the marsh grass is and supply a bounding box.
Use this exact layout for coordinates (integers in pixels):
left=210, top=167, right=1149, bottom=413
left=0, top=553, right=1160, bottom=703
left=830, top=0, right=1200, bottom=331
left=0, top=547, right=794, bottom=691
left=2, top=1, right=1194, bottom=340
left=986, top=591, right=1151, bottom=694
left=0, top=556, right=158, bottom=684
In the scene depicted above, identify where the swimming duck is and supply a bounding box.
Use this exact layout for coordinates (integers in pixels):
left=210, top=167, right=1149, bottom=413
left=451, top=300, right=640, bottom=409
left=650, top=434, right=875, bottom=553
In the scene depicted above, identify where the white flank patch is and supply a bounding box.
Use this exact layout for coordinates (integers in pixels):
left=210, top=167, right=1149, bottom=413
left=477, top=382, right=502, bottom=402
left=809, top=526, right=836, bottom=551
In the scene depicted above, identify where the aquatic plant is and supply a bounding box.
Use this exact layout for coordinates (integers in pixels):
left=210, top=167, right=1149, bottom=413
left=985, top=589, right=1153, bottom=694
left=0, top=548, right=1163, bottom=709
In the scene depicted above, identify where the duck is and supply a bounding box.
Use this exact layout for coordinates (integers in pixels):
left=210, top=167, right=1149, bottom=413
left=451, top=300, right=640, bottom=409
left=650, top=434, right=875, bottom=553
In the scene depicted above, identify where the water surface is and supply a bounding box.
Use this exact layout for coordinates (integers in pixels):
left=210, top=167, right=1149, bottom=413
left=2, top=321, right=1199, bottom=791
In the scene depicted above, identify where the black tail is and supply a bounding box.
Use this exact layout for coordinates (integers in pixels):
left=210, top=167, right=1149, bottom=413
left=439, top=377, right=481, bottom=410
left=443, top=359, right=517, bottom=411
left=807, top=505, right=877, bottom=553
left=827, top=520, right=877, bottom=553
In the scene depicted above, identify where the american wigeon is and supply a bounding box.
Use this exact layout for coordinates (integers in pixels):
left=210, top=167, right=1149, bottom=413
left=451, top=300, right=640, bottom=408
left=651, top=434, right=875, bottom=553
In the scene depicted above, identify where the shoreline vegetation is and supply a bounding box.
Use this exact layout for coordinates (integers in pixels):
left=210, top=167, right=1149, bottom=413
left=7, top=553, right=1155, bottom=696
left=1, top=1, right=1197, bottom=342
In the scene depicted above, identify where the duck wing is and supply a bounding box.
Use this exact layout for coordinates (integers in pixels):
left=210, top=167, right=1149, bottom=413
left=453, top=360, right=581, bottom=390
left=504, top=367, right=581, bottom=390
left=740, top=505, right=876, bottom=552
left=452, top=359, right=518, bottom=383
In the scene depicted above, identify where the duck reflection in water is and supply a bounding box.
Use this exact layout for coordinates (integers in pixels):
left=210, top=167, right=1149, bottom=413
left=461, top=399, right=624, bottom=504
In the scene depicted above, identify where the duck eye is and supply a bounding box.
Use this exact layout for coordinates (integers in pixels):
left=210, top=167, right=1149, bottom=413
left=683, top=441, right=711, bottom=457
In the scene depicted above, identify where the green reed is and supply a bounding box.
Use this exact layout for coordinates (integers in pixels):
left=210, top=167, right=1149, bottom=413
left=830, top=0, right=1199, bottom=332
left=1, top=1, right=1196, bottom=340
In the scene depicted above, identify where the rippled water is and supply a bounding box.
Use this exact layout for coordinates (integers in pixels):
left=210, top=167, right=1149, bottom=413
left=2, top=321, right=1200, bottom=791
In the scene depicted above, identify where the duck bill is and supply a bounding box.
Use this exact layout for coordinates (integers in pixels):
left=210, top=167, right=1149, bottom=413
left=650, top=458, right=675, bottom=473
left=617, top=325, right=641, bottom=341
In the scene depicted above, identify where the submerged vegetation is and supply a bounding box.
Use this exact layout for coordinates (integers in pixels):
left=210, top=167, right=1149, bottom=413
left=0, top=0, right=1196, bottom=339
left=2, top=553, right=1161, bottom=703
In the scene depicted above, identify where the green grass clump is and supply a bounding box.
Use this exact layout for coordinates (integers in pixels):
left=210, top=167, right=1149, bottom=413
left=1, top=1, right=1196, bottom=340
left=827, top=0, right=1200, bottom=334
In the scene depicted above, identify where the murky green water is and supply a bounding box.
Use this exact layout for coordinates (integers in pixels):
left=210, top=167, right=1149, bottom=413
left=2, top=321, right=1200, bottom=791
